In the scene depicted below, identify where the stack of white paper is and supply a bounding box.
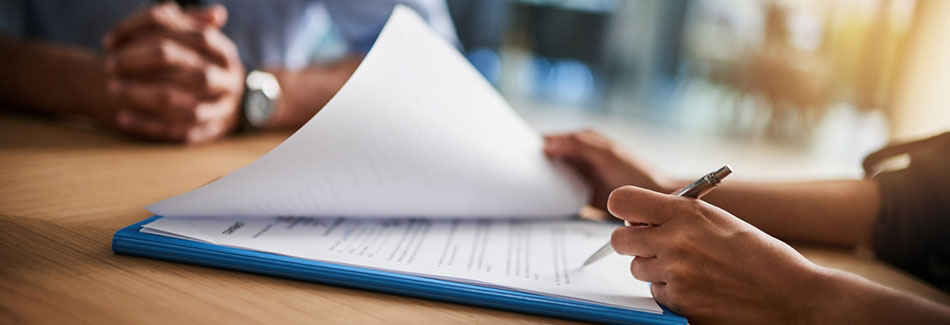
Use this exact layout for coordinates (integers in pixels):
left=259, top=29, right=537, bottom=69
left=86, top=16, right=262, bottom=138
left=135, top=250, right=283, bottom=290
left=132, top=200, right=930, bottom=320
left=142, top=5, right=659, bottom=314
left=142, top=216, right=661, bottom=313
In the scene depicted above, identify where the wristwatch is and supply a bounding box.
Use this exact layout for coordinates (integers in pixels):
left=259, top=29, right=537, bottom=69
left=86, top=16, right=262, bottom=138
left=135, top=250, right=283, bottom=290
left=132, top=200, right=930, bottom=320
left=242, top=70, right=282, bottom=130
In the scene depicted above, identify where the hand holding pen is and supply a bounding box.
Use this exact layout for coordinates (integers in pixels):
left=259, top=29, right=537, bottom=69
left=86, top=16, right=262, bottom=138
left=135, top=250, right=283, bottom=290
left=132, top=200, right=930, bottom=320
left=544, top=130, right=836, bottom=323
left=582, top=165, right=732, bottom=266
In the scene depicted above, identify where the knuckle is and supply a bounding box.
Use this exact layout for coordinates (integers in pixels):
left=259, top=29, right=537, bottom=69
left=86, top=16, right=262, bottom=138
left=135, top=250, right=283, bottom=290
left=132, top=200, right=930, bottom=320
left=630, top=259, right=646, bottom=278
left=157, top=88, right=176, bottom=108
left=668, top=286, right=697, bottom=311
left=184, top=130, right=203, bottom=144
left=681, top=198, right=705, bottom=216
left=220, top=39, right=240, bottom=61
left=198, top=28, right=216, bottom=48
left=564, top=132, right=578, bottom=146
left=651, top=286, right=670, bottom=306
left=667, top=284, right=686, bottom=302
left=683, top=230, right=703, bottom=246
left=181, top=107, right=201, bottom=122
left=577, top=129, right=608, bottom=147
left=194, top=69, right=213, bottom=90
left=630, top=260, right=641, bottom=279
left=566, top=132, right=583, bottom=144
left=576, top=130, right=597, bottom=142
left=664, top=266, right=680, bottom=283
left=610, top=229, right=626, bottom=252
left=667, top=236, right=690, bottom=256
left=731, top=228, right=758, bottom=243
left=666, top=264, right=694, bottom=285
left=186, top=126, right=203, bottom=137
left=154, top=40, right=175, bottom=64
left=663, top=290, right=682, bottom=312
left=146, top=6, right=165, bottom=23
left=666, top=296, right=685, bottom=313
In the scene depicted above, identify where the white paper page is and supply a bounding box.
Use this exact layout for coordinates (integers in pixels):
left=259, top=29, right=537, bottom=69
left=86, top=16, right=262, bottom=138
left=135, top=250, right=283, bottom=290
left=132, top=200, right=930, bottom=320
left=146, top=5, right=589, bottom=219
left=143, top=217, right=662, bottom=313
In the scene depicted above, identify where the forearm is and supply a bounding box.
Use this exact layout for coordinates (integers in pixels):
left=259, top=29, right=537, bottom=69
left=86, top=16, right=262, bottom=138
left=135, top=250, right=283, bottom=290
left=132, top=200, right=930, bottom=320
left=810, top=266, right=950, bottom=324
left=673, top=179, right=880, bottom=246
left=265, top=57, right=360, bottom=129
left=0, top=37, right=113, bottom=121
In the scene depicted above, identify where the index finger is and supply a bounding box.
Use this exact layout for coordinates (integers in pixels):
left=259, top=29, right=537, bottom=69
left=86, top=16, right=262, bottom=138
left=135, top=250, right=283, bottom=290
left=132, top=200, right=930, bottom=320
left=105, top=2, right=197, bottom=50
left=606, top=185, right=676, bottom=225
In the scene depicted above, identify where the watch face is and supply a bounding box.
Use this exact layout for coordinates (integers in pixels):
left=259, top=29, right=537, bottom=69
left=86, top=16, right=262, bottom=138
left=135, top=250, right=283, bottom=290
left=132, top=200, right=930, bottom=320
left=244, top=70, right=281, bottom=129
left=246, top=89, right=272, bottom=127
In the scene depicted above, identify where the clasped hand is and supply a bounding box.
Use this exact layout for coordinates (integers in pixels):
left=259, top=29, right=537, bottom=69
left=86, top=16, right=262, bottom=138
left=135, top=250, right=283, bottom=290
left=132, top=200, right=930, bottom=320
left=103, top=3, right=245, bottom=143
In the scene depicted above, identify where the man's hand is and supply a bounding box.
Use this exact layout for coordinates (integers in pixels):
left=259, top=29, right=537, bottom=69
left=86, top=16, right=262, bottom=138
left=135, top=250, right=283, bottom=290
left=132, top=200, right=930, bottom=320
left=608, top=185, right=825, bottom=323
left=544, top=130, right=673, bottom=211
left=103, top=3, right=245, bottom=143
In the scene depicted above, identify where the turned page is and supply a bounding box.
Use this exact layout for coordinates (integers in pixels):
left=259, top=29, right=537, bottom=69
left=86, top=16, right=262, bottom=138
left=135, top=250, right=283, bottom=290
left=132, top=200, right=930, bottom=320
left=147, top=6, right=590, bottom=220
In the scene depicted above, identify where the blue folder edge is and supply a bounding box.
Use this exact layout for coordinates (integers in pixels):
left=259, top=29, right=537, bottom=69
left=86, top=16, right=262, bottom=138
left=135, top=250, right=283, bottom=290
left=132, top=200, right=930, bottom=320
left=112, top=216, right=686, bottom=324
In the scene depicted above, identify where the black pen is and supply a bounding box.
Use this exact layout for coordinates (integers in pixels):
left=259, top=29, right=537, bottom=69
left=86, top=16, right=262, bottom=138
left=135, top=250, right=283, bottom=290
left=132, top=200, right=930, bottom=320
left=581, top=165, right=732, bottom=267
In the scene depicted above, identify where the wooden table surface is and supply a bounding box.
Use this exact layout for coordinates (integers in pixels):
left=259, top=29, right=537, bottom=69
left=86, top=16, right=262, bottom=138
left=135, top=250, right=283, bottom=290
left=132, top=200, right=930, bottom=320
left=1, top=113, right=947, bottom=323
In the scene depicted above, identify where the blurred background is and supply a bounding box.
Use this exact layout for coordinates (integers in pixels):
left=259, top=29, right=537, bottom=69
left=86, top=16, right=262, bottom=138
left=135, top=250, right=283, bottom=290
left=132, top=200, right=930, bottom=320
left=444, top=0, right=949, bottom=180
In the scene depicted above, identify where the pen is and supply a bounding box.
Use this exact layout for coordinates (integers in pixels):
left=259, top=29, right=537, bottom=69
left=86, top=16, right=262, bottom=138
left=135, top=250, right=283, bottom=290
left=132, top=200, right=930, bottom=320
left=581, top=165, right=733, bottom=267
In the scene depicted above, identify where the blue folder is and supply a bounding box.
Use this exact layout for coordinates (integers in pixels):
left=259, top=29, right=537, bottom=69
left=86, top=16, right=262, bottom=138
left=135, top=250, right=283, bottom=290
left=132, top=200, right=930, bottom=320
left=113, top=216, right=687, bottom=324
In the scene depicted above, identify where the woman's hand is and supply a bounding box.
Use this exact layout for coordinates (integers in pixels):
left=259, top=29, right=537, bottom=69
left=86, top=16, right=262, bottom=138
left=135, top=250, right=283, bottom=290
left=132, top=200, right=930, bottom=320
left=544, top=130, right=673, bottom=211
left=608, top=185, right=826, bottom=323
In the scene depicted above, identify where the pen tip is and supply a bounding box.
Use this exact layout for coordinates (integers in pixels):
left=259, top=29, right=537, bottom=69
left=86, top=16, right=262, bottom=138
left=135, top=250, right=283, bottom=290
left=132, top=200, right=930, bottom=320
left=580, top=258, right=594, bottom=268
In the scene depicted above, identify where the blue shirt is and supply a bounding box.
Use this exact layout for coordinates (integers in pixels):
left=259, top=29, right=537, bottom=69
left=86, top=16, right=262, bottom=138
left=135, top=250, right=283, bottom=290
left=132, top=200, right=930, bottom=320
left=0, top=0, right=459, bottom=70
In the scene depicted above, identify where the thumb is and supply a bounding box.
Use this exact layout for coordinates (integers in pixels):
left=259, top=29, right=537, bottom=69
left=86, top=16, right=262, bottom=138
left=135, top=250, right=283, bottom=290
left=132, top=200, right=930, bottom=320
left=187, top=4, right=228, bottom=28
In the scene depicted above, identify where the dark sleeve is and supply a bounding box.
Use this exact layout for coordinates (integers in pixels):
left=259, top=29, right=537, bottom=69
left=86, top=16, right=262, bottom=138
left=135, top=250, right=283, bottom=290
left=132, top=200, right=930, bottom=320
left=0, top=0, right=25, bottom=37
left=870, top=132, right=950, bottom=291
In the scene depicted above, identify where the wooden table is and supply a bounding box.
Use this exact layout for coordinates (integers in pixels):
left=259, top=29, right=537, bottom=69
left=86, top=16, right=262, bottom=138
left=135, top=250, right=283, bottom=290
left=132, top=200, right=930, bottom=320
left=1, top=113, right=947, bottom=323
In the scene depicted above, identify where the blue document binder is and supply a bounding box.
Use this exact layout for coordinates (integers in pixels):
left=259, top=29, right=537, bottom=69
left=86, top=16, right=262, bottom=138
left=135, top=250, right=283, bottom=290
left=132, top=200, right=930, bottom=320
left=113, top=216, right=686, bottom=324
